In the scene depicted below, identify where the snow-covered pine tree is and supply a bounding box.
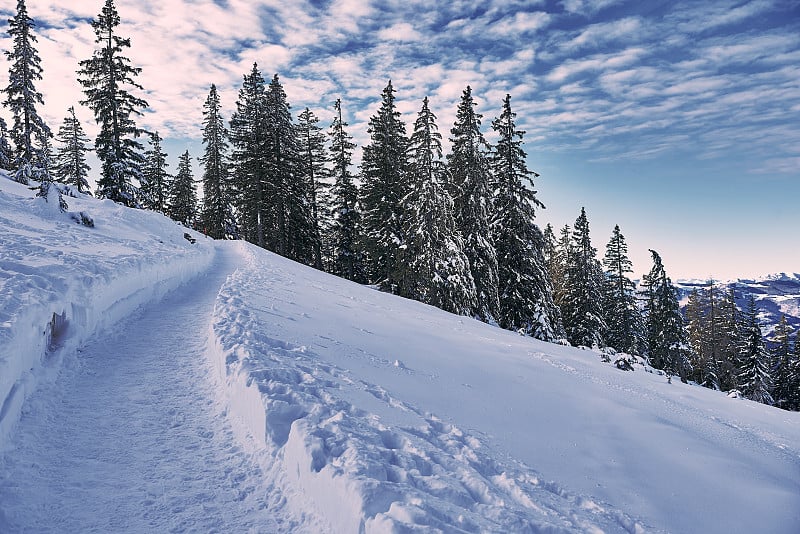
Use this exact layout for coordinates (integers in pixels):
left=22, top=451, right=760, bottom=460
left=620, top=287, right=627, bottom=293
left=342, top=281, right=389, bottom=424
left=360, top=80, right=410, bottom=293
left=789, top=331, right=800, bottom=410
left=0, top=117, right=12, bottom=170
left=296, top=107, right=328, bottom=269
left=717, top=286, right=742, bottom=391
left=446, top=86, right=498, bottom=322
left=38, top=128, right=54, bottom=177
left=640, top=249, right=691, bottom=380
left=229, top=64, right=268, bottom=247
left=141, top=131, right=170, bottom=213
left=770, top=315, right=793, bottom=409
left=549, top=223, right=571, bottom=311
left=602, top=224, right=644, bottom=355
left=490, top=94, right=562, bottom=341
left=706, top=280, right=722, bottom=387
left=53, top=106, right=91, bottom=194
left=265, top=74, right=311, bottom=263
left=399, top=96, right=476, bottom=315
left=684, top=288, right=720, bottom=389
left=199, top=84, right=234, bottom=240
left=328, top=98, right=365, bottom=283
left=34, top=131, right=66, bottom=211
left=78, top=0, right=148, bottom=207
left=543, top=223, right=556, bottom=265
left=737, top=295, right=773, bottom=404
left=4, top=0, right=51, bottom=184
left=561, top=208, right=606, bottom=348
left=167, top=150, right=197, bottom=228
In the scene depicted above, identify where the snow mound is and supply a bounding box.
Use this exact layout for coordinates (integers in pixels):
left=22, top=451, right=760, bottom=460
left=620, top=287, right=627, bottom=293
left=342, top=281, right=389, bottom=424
left=0, top=175, right=212, bottom=446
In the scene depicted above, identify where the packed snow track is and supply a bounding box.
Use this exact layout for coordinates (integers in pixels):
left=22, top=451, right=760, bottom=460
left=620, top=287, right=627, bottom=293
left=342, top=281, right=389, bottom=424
left=0, top=246, right=311, bottom=532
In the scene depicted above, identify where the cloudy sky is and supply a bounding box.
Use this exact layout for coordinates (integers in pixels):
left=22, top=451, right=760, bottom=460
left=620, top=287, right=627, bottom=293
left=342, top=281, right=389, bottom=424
left=2, top=0, right=798, bottom=280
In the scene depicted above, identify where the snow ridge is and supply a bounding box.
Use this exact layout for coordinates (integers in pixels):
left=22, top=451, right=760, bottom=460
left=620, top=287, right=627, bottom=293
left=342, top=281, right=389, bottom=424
left=209, top=242, right=651, bottom=533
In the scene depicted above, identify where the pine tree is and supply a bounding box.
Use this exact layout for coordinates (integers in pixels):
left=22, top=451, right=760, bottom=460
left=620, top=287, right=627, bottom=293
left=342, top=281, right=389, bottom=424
left=685, top=288, right=720, bottom=388
left=296, top=107, right=328, bottom=269
left=141, top=131, right=170, bottom=212
left=641, top=249, right=691, bottom=380
left=603, top=224, right=644, bottom=355
left=0, top=117, right=12, bottom=170
left=33, top=132, right=66, bottom=211
left=78, top=0, right=148, bottom=207
left=737, top=295, right=773, bottom=404
left=38, top=129, right=53, bottom=177
left=199, top=84, right=233, bottom=239
left=685, top=281, right=744, bottom=390
left=229, top=64, right=268, bottom=247
left=53, top=106, right=91, bottom=194
left=490, top=95, right=562, bottom=341
left=265, top=74, right=310, bottom=263
left=561, top=208, right=606, bottom=348
left=446, top=86, right=498, bottom=322
left=543, top=223, right=556, bottom=266
left=360, top=80, right=410, bottom=292
left=399, top=96, right=476, bottom=315
left=168, top=150, right=197, bottom=227
left=717, top=286, right=743, bottom=391
left=770, top=315, right=793, bottom=409
left=328, top=98, right=365, bottom=283
left=789, top=331, right=800, bottom=410
left=4, top=0, right=51, bottom=183
left=549, top=224, right=571, bottom=312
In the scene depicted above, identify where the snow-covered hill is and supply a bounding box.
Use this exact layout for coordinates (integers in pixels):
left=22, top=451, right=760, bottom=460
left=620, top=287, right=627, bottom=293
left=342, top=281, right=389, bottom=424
left=1, top=175, right=799, bottom=533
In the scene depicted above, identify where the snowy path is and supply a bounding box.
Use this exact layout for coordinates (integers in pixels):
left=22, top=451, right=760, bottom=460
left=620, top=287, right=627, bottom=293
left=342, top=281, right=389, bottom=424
left=0, top=246, right=294, bottom=532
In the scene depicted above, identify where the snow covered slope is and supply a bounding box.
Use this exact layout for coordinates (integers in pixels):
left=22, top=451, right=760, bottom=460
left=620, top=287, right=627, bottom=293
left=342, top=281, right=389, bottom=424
left=0, top=175, right=212, bottom=444
left=1, top=174, right=798, bottom=533
left=211, top=243, right=800, bottom=533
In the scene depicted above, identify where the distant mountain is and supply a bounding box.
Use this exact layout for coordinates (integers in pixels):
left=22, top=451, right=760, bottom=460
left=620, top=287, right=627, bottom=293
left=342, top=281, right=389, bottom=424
left=675, top=273, right=800, bottom=339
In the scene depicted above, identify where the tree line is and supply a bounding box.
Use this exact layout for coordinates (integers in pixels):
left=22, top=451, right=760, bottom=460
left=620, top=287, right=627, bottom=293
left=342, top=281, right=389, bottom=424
left=3, top=0, right=798, bottom=410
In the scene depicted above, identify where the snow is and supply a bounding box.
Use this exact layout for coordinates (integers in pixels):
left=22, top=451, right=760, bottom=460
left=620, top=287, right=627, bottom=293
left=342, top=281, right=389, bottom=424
left=0, top=246, right=302, bottom=531
left=1, top=173, right=799, bottom=532
left=0, top=175, right=212, bottom=445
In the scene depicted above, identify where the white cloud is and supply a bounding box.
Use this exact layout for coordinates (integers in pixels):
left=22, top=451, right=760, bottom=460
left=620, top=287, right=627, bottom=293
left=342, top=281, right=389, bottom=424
left=670, top=0, right=778, bottom=33
left=560, top=0, right=624, bottom=17
left=376, top=22, right=423, bottom=42
left=558, top=16, right=643, bottom=53
left=488, top=11, right=551, bottom=36
left=545, top=47, right=647, bottom=83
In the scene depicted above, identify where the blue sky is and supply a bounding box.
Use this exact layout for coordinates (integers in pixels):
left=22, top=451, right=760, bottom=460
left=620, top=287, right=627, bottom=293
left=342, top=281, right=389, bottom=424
left=1, top=0, right=798, bottom=279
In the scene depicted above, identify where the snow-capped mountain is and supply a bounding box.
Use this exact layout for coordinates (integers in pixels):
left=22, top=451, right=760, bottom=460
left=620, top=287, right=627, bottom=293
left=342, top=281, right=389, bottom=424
left=1, top=175, right=798, bottom=533
left=676, top=275, right=800, bottom=337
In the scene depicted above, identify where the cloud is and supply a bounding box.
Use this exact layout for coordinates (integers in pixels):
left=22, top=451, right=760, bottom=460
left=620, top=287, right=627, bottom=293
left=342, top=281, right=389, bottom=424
left=545, top=47, right=647, bottom=83
left=668, top=0, right=779, bottom=34
left=376, top=22, right=423, bottom=42
left=487, top=11, right=551, bottom=36
left=560, top=0, right=624, bottom=17
left=566, top=16, right=641, bottom=51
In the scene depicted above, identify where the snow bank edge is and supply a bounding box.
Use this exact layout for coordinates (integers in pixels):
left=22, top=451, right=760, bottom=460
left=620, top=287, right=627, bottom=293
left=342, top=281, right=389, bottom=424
left=0, top=237, right=213, bottom=448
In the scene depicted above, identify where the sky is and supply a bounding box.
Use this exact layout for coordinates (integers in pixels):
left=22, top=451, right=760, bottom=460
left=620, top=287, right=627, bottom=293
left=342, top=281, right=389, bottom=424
left=1, top=0, right=798, bottom=280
